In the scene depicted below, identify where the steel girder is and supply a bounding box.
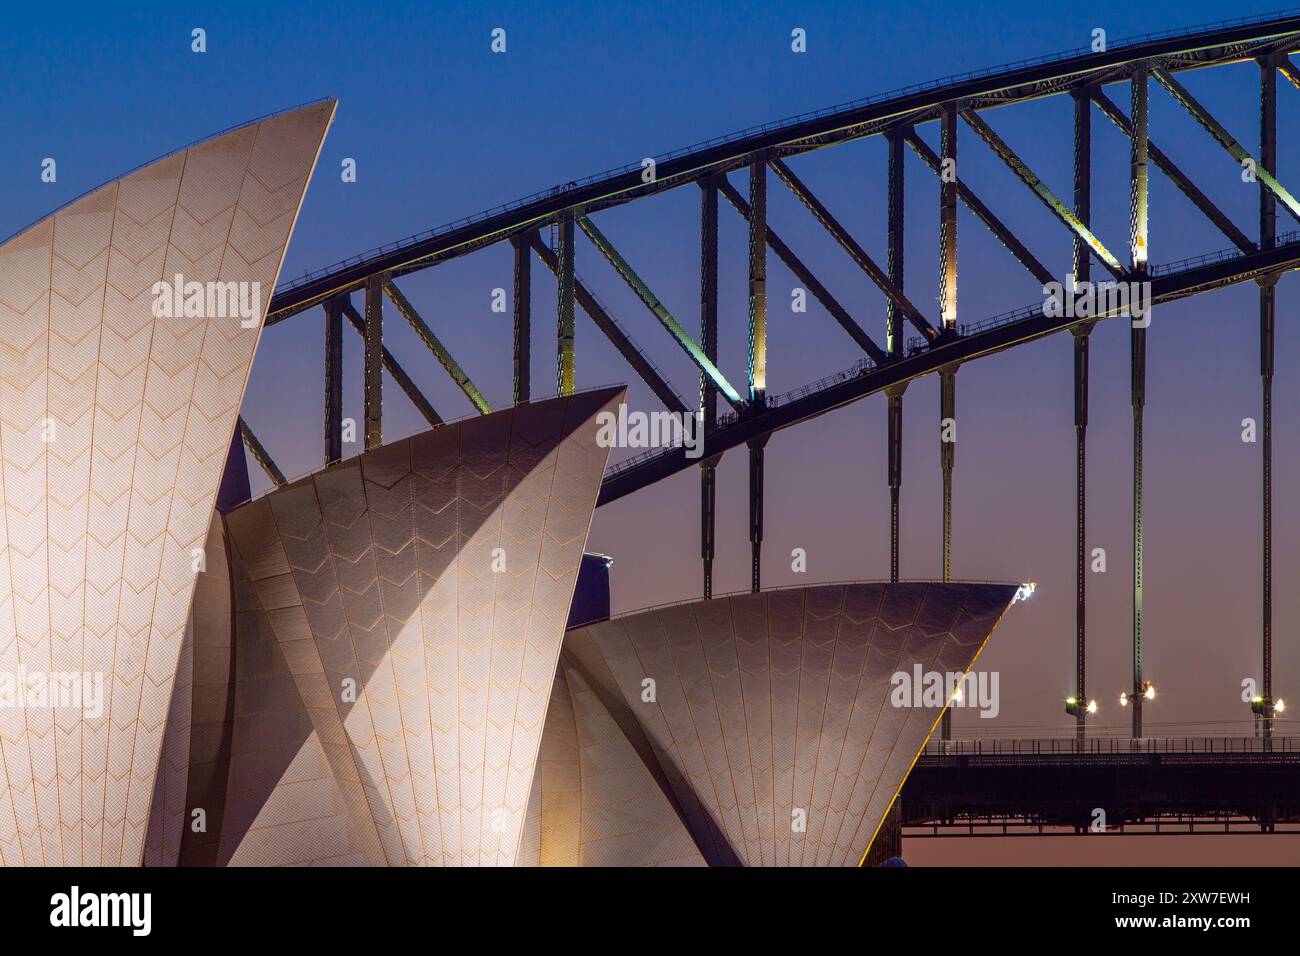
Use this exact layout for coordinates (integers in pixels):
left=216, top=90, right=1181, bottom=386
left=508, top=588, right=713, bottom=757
left=748, top=158, right=768, bottom=405
left=716, top=177, right=887, bottom=363
left=1072, top=86, right=1093, bottom=745
left=577, top=215, right=742, bottom=406
left=382, top=279, right=492, bottom=415
left=699, top=178, right=719, bottom=600
left=904, top=128, right=1052, bottom=287
left=529, top=234, right=688, bottom=415
left=1260, top=56, right=1278, bottom=738
left=598, top=236, right=1300, bottom=505
left=556, top=211, right=576, bottom=395
left=239, top=416, right=287, bottom=488
left=512, top=232, right=532, bottom=405
left=939, top=104, right=958, bottom=332
left=1153, top=66, right=1300, bottom=223
left=771, top=158, right=938, bottom=343
left=324, top=295, right=344, bottom=466
left=341, top=299, right=443, bottom=427
left=363, top=275, right=383, bottom=449
left=1130, top=64, right=1149, bottom=740
left=961, top=108, right=1124, bottom=277
left=886, top=127, right=905, bottom=585
left=1089, top=88, right=1254, bottom=253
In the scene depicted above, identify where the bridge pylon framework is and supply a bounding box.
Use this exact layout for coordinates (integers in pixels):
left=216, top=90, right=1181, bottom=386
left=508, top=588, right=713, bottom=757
left=236, top=13, right=1300, bottom=755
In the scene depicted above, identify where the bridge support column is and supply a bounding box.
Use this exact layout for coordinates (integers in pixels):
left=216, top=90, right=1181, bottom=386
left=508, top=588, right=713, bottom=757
left=1260, top=56, right=1278, bottom=743
left=557, top=211, right=576, bottom=395
left=324, top=296, right=344, bottom=466
left=701, top=465, right=717, bottom=599
left=512, top=232, right=532, bottom=404
left=747, top=158, right=767, bottom=595
left=363, top=275, right=383, bottom=450
left=939, top=103, right=958, bottom=333
left=1130, top=64, right=1150, bottom=742
left=887, top=386, right=904, bottom=584
left=940, top=366, right=956, bottom=741
left=938, top=104, right=958, bottom=745
left=748, top=438, right=767, bottom=593
left=886, top=128, right=905, bottom=586
left=886, top=127, right=905, bottom=357
left=1260, top=279, right=1275, bottom=741
left=1073, top=87, right=1093, bottom=747
left=940, top=369, right=956, bottom=583
left=700, top=177, right=719, bottom=599
left=748, top=156, right=768, bottom=406
left=1072, top=326, right=1093, bottom=745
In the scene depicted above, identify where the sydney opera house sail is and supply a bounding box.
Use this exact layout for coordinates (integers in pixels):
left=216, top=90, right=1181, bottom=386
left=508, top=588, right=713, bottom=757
left=0, top=101, right=335, bottom=866
left=543, top=583, right=1019, bottom=866
left=0, top=91, right=1025, bottom=873
left=517, top=648, right=708, bottom=867
left=146, top=388, right=624, bottom=867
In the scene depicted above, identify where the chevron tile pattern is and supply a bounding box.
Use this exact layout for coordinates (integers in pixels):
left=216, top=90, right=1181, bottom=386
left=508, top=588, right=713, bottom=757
left=142, top=510, right=233, bottom=867
left=561, top=582, right=1019, bottom=866
left=519, top=651, right=707, bottom=867
left=210, top=517, right=389, bottom=868
left=0, top=101, right=334, bottom=866
left=164, top=388, right=622, bottom=866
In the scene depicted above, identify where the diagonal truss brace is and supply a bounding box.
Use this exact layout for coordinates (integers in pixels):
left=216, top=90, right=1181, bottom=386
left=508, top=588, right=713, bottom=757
left=340, top=298, right=445, bottom=426
left=903, top=128, right=1053, bottom=287
left=577, top=215, right=745, bottom=405
left=770, top=158, right=940, bottom=342
left=238, top=415, right=287, bottom=487
left=529, top=233, right=690, bottom=415
left=1090, top=88, right=1255, bottom=253
left=960, top=108, right=1124, bottom=277
left=1153, top=66, right=1300, bottom=225
left=1278, top=55, right=1300, bottom=91
left=381, top=280, right=492, bottom=415
left=716, top=178, right=888, bottom=363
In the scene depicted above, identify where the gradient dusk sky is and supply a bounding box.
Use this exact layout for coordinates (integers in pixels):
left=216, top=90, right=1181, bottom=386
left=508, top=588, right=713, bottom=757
left=4, top=0, right=1299, bottom=864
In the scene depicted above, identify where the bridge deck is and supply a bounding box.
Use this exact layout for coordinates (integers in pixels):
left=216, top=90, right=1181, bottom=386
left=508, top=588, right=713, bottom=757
left=901, top=737, right=1300, bottom=835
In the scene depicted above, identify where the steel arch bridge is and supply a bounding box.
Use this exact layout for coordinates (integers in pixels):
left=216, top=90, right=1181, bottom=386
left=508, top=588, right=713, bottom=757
left=234, top=10, right=1300, bottom=758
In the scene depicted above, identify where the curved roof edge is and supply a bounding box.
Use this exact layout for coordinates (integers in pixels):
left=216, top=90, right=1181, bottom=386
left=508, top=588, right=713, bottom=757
left=0, top=96, right=337, bottom=249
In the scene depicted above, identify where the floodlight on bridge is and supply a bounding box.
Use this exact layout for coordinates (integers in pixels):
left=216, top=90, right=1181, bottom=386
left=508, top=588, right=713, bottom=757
left=1250, top=695, right=1286, bottom=717
left=1121, top=680, right=1156, bottom=707
left=1065, top=696, right=1098, bottom=717
left=1013, top=582, right=1037, bottom=603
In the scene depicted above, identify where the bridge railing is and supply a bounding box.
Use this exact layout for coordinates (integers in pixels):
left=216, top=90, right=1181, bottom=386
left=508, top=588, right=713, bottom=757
left=923, top=736, right=1300, bottom=756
